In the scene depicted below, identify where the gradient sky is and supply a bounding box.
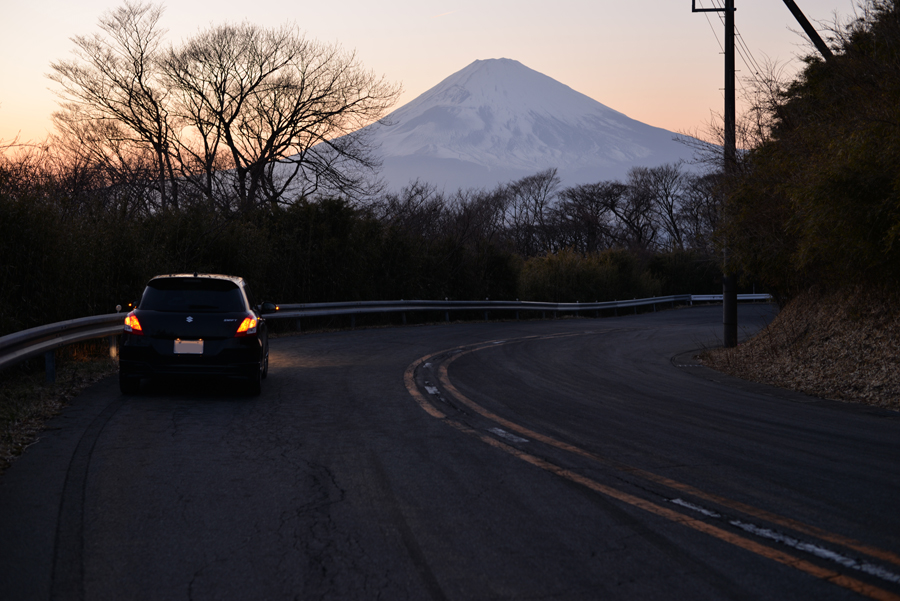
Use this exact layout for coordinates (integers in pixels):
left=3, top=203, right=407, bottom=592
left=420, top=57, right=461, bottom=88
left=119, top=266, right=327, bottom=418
left=1, top=0, right=856, bottom=145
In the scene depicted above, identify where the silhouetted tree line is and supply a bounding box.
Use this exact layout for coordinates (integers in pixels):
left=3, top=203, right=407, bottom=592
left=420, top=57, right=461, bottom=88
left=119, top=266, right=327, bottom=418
left=0, top=142, right=728, bottom=336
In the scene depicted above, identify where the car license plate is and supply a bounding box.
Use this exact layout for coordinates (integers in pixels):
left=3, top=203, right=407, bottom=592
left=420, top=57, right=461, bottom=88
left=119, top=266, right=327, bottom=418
left=174, top=339, right=204, bottom=354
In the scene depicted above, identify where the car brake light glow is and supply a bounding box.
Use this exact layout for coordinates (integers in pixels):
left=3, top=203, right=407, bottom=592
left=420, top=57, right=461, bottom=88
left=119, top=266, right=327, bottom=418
left=234, top=315, right=258, bottom=337
left=124, top=312, right=143, bottom=335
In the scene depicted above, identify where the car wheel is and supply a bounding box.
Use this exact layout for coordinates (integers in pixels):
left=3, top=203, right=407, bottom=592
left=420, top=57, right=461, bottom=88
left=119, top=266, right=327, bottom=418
left=261, top=353, right=269, bottom=380
left=120, top=372, right=140, bottom=395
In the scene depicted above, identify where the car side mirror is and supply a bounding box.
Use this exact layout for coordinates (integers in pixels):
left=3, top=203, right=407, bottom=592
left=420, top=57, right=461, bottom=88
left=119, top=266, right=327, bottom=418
left=258, top=302, right=278, bottom=314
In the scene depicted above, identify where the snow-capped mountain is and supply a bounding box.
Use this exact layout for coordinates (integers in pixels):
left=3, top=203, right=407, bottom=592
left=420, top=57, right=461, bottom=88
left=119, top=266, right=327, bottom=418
left=365, top=58, right=697, bottom=191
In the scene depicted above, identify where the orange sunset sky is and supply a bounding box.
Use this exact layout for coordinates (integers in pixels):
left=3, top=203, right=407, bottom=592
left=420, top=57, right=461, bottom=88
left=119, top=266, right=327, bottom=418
left=1, top=0, right=856, bottom=145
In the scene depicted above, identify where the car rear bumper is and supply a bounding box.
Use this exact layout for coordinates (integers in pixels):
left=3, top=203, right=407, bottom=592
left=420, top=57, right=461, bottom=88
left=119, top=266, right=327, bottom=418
left=120, top=335, right=261, bottom=380
left=119, top=358, right=260, bottom=379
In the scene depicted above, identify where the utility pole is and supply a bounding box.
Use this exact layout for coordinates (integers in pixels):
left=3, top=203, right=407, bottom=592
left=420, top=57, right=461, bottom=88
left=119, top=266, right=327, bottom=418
left=781, top=0, right=834, bottom=61
left=692, top=0, right=832, bottom=347
left=693, top=0, right=738, bottom=347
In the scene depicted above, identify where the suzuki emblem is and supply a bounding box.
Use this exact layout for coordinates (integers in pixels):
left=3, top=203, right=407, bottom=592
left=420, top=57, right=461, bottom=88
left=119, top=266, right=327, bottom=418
left=186, top=316, right=194, bottom=323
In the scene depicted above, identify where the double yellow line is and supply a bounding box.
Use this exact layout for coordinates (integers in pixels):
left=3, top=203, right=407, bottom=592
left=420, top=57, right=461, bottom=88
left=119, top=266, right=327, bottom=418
left=404, top=334, right=900, bottom=601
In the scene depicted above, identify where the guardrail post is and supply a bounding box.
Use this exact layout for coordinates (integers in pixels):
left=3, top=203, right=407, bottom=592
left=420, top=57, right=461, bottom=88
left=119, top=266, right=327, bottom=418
left=445, top=311, right=450, bottom=322
left=351, top=315, right=356, bottom=329
left=109, top=334, right=118, bottom=359
left=402, top=313, right=407, bottom=325
left=45, top=350, right=56, bottom=384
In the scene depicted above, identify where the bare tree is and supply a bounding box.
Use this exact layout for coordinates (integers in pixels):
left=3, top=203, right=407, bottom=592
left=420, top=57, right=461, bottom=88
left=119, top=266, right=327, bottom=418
left=554, top=182, right=619, bottom=254
left=163, top=22, right=399, bottom=209
left=49, top=2, right=177, bottom=210
left=604, top=170, right=657, bottom=251
left=48, top=2, right=400, bottom=213
left=373, top=180, right=449, bottom=239
left=442, top=186, right=511, bottom=253
left=630, top=163, right=689, bottom=250
left=503, top=168, right=560, bottom=256
left=681, top=172, right=723, bottom=255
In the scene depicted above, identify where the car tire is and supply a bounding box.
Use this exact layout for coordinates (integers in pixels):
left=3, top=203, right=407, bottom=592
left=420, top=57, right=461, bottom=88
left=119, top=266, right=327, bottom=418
left=120, top=372, right=140, bottom=395
left=261, top=353, right=269, bottom=380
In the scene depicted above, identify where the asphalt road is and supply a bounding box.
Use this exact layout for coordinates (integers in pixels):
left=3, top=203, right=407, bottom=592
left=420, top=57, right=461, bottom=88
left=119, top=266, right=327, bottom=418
left=2, top=304, right=899, bottom=601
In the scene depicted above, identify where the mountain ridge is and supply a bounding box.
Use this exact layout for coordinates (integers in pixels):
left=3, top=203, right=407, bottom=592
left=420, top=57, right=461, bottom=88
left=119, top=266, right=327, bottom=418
left=363, top=58, right=697, bottom=191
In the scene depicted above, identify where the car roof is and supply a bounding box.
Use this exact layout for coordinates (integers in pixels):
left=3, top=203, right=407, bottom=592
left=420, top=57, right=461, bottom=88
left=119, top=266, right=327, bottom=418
left=147, top=273, right=245, bottom=286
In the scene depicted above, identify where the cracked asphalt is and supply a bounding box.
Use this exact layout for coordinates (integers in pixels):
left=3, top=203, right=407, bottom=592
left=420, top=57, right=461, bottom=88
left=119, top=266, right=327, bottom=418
left=1, top=305, right=899, bottom=600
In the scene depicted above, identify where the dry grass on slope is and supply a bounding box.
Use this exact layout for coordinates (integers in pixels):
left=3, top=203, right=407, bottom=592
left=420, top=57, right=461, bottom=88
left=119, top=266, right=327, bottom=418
left=703, top=288, right=900, bottom=410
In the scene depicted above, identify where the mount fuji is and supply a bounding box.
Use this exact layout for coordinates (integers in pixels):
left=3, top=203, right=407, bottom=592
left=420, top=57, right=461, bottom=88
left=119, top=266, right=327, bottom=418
left=363, top=58, right=698, bottom=192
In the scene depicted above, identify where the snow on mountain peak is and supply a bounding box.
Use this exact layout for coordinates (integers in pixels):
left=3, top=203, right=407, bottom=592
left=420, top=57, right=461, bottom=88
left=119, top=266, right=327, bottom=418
left=405, top=58, right=622, bottom=122
left=366, top=58, right=695, bottom=190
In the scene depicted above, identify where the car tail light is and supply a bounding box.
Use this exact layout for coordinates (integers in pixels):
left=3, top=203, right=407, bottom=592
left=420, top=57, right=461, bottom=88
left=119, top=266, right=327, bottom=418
left=234, top=315, right=258, bottom=337
left=124, top=311, right=143, bottom=335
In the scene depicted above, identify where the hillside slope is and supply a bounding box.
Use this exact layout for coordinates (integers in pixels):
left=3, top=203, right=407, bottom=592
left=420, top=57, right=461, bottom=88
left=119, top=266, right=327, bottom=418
left=704, top=289, right=899, bottom=409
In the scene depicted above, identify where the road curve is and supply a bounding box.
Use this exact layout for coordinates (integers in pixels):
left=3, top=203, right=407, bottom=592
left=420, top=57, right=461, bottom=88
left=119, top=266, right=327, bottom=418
left=1, top=304, right=898, bottom=601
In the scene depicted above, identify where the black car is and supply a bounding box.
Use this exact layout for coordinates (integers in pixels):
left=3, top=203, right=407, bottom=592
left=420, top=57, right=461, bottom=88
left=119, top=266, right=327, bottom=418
left=119, top=274, right=275, bottom=395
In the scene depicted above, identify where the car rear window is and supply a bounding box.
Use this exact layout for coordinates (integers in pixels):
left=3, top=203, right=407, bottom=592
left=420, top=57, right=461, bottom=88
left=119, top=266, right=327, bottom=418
left=140, top=278, right=245, bottom=313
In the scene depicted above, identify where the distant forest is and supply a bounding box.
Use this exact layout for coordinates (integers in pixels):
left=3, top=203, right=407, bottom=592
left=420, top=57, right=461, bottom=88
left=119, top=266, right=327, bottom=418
left=0, top=154, right=725, bottom=336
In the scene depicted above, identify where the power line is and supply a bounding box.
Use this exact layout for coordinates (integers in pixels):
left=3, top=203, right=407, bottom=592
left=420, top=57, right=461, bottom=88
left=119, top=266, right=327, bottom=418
left=698, top=0, right=725, bottom=52
left=697, top=0, right=769, bottom=94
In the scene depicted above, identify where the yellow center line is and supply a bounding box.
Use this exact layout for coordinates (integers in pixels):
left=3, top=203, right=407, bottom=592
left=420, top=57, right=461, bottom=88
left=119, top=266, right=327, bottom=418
left=434, top=335, right=900, bottom=568
left=465, top=423, right=900, bottom=601
left=402, top=334, right=900, bottom=600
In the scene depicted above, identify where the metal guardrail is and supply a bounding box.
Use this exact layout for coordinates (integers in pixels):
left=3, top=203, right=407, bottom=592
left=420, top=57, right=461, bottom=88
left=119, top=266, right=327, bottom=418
left=0, top=294, right=771, bottom=382
left=689, top=293, right=772, bottom=303
left=273, top=295, right=694, bottom=320
left=0, top=314, right=125, bottom=378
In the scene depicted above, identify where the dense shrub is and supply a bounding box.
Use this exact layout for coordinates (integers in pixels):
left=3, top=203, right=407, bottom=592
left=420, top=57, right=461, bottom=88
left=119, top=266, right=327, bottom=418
left=1, top=147, right=722, bottom=336
left=724, top=0, right=900, bottom=297
left=0, top=182, right=525, bottom=336
left=518, top=249, right=662, bottom=303
left=647, top=250, right=724, bottom=297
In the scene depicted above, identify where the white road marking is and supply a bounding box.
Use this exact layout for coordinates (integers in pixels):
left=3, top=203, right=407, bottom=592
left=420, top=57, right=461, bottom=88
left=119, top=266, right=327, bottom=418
left=667, top=498, right=900, bottom=585
left=670, top=498, right=721, bottom=518
left=488, top=428, right=529, bottom=444
left=424, top=386, right=440, bottom=396
left=730, top=520, right=900, bottom=585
